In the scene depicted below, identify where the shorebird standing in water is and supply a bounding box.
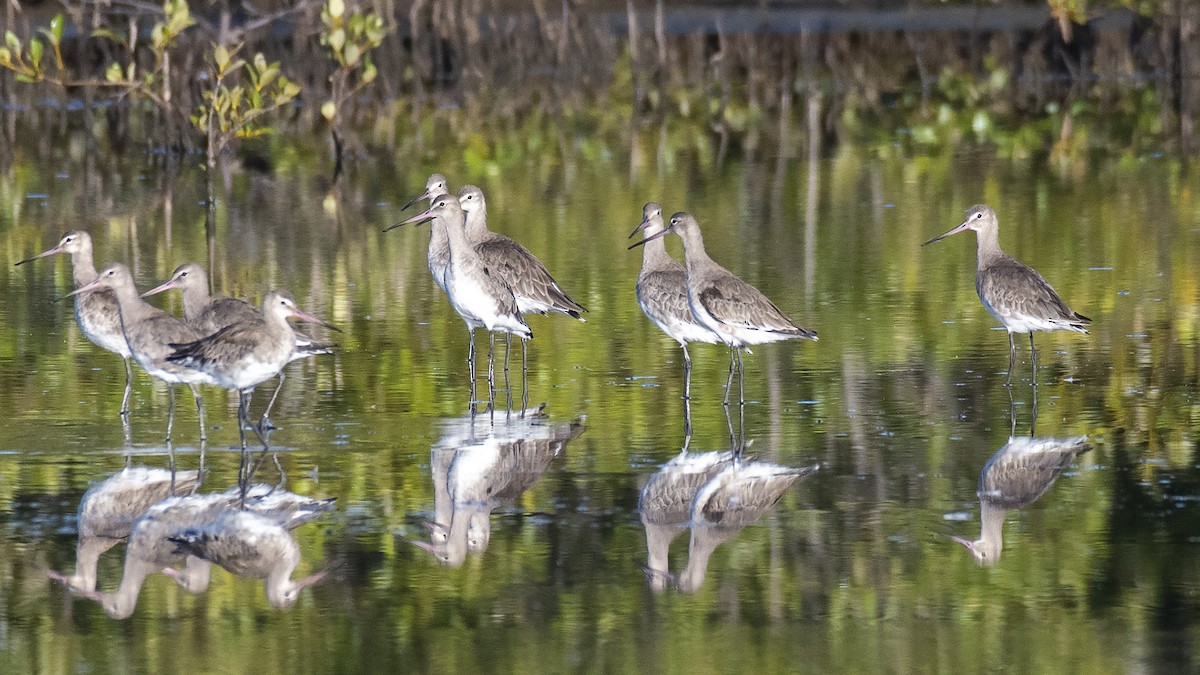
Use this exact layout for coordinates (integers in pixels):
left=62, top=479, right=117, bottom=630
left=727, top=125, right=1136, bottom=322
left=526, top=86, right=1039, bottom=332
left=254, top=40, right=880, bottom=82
left=393, top=195, right=531, bottom=406
left=16, top=231, right=137, bottom=416
left=923, top=204, right=1091, bottom=385
left=630, top=211, right=817, bottom=405
left=629, top=203, right=721, bottom=404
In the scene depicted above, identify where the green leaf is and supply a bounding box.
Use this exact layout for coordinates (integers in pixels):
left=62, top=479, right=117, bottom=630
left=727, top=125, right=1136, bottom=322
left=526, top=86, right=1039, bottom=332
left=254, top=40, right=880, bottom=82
left=362, top=60, right=376, bottom=84
left=50, top=14, right=64, bottom=43
left=5, top=31, right=20, bottom=54
left=328, top=0, right=345, bottom=20
left=253, top=52, right=267, bottom=74
left=343, top=43, right=360, bottom=67
left=321, top=100, right=336, bottom=121
left=0, top=47, right=11, bottom=68
left=91, top=28, right=128, bottom=47
left=28, top=39, right=43, bottom=68
left=126, top=62, right=137, bottom=81
left=214, top=44, right=230, bottom=71
left=328, top=28, right=345, bottom=54
left=105, top=61, right=123, bottom=82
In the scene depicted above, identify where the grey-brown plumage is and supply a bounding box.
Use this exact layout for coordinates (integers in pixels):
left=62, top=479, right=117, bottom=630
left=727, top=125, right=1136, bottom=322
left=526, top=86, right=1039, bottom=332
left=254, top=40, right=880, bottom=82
left=16, top=231, right=137, bottom=415
left=630, top=203, right=722, bottom=401
left=678, top=460, right=818, bottom=593
left=953, top=435, right=1091, bottom=566
left=142, top=263, right=334, bottom=363
left=418, top=410, right=584, bottom=566
left=638, top=448, right=737, bottom=592
left=167, top=290, right=338, bottom=435
left=46, top=467, right=202, bottom=593
left=922, top=204, right=1090, bottom=382
left=67, top=263, right=216, bottom=441
left=458, top=185, right=587, bottom=320
left=630, top=211, right=817, bottom=405
left=168, top=509, right=327, bottom=609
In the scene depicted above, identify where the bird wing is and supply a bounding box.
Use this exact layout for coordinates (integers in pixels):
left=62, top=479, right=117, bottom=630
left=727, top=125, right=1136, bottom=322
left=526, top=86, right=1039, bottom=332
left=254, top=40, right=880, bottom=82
left=979, top=438, right=1091, bottom=507
left=476, top=236, right=587, bottom=316
left=979, top=259, right=1090, bottom=327
left=166, top=319, right=265, bottom=366
left=697, top=274, right=815, bottom=337
left=637, top=268, right=695, bottom=329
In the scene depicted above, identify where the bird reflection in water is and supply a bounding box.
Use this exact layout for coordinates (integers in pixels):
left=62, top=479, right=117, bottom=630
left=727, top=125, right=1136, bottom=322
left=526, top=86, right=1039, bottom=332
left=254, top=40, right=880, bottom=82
left=50, top=465, right=335, bottom=618
left=640, top=411, right=818, bottom=593
left=953, top=396, right=1091, bottom=566
left=415, top=405, right=585, bottom=567
left=47, top=466, right=203, bottom=594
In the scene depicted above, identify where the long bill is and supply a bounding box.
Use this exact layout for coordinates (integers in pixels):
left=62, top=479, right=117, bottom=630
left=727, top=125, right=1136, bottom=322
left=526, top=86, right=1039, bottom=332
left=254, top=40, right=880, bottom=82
left=399, top=187, right=432, bottom=212
left=57, top=275, right=106, bottom=301
left=921, top=220, right=971, bottom=246
left=628, top=215, right=652, bottom=239
left=290, top=308, right=344, bottom=333
left=383, top=207, right=435, bottom=232
left=141, top=278, right=179, bottom=298
left=628, top=227, right=671, bottom=250
left=15, top=244, right=64, bottom=266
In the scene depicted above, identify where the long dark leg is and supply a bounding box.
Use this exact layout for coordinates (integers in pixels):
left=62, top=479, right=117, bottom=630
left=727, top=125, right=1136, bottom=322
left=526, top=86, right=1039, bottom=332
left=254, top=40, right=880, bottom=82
left=1031, top=379, right=1039, bottom=435
left=165, top=384, right=177, bottom=441
left=504, top=334, right=513, bottom=414
left=120, top=357, right=133, bottom=416
left=468, top=328, right=477, bottom=410
left=237, top=390, right=250, bottom=453
left=686, top=341, right=696, bottom=398
left=487, top=333, right=496, bottom=409
left=521, top=338, right=529, bottom=415
left=722, top=346, right=735, bottom=406
left=737, top=348, right=745, bottom=406
left=260, top=372, right=284, bottom=431
left=188, top=384, right=207, bottom=442
left=1029, top=333, right=1038, bottom=388
left=683, top=391, right=693, bottom=438
left=1006, top=333, right=1017, bottom=387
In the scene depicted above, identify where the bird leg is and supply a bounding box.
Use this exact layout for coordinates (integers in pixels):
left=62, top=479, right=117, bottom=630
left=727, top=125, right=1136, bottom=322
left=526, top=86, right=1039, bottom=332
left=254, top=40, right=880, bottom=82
left=188, top=384, right=207, bottom=442
left=468, top=328, right=477, bottom=411
left=504, top=335, right=513, bottom=417
left=521, top=338, right=530, bottom=416
left=1006, top=333, right=1017, bottom=387
left=237, top=390, right=250, bottom=453
left=737, top=348, right=745, bottom=406
left=120, top=357, right=133, bottom=417
left=722, top=346, right=736, bottom=407
left=165, top=384, right=177, bottom=442
left=260, top=372, right=285, bottom=431
left=488, top=333, right=496, bottom=407
left=683, top=393, right=693, bottom=439
left=682, top=344, right=692, bottom=401
left=1029, top=333, right=1038, bottom=388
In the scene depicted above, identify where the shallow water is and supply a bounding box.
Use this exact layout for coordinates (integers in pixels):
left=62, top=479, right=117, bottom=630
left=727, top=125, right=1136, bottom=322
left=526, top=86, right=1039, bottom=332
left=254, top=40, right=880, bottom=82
left=0, top=138, right=1198, bottom=672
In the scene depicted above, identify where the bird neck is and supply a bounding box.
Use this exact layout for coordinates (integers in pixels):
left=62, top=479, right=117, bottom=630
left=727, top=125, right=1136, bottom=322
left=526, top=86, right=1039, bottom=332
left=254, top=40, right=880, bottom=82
left=70, top=244, right=99, bottom=288
left=463, top=204, right=489, bottom=243
left=975, top=225, right=1005, bottom=270
left=677, top=227, right=714, bottom=275
left=265, top=560, right=300, bottom=608
left=678, top=529, right=719, bottom=593
left=440, top=211, right=477, bottom=266
left=102, top=558, right=155, bottom=619
left=640, top=234, right=676, bottom=272
left=180, top=284, right=212, bottom=322
left=979, top=501, right=1006, bottom=553
left=71, top=536, right=113, bottom=592
left=108, top=278, right=157, bottom=326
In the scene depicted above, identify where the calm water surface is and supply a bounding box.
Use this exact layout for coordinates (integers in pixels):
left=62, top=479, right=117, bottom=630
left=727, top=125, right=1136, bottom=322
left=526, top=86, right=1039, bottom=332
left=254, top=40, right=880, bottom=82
left=0, top=139, right=1198, bottom=672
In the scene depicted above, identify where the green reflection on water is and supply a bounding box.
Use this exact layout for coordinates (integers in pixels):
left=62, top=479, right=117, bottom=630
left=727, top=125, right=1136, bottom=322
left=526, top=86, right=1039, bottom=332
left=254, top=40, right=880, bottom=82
left=0, top=132, right=1198, bottom=672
